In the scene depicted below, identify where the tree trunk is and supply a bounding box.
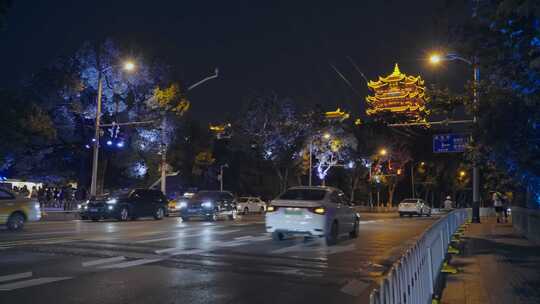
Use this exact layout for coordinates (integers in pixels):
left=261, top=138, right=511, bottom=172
left=388, top=182, right=396, bottom=207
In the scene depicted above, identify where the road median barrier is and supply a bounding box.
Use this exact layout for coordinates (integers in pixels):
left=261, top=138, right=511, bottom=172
left=369, top=209, right=468, bottom=304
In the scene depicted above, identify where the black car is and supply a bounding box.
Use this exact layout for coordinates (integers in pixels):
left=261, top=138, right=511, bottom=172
left=83, top=189, right=169, bottom=221
left=178, top=190, right=238, bottom=221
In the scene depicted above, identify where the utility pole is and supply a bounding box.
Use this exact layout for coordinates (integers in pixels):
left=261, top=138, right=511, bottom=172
left=219, top=164, right=228, bottom=191
left=90, top=72, right=103, bottom=197
left=410, top=162, right=415, bottom=198
left=160, top=120, right=167, bottom=194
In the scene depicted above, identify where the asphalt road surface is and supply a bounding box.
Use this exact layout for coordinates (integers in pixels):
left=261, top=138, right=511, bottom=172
left=0, top=212, right=438, bottom=304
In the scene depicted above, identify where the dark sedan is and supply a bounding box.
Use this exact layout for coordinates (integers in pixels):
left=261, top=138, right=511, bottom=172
left=178, top=190, right=238, bottom=221
left=82, top=189, right=169, bottom=221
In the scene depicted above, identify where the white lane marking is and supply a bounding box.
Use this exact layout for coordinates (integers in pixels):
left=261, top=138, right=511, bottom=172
left=271, top=242, right=312, bottom=254
left=271, top=242, right=355, bottom=255
left=325, top=243, right=356, bottom=255
left=156, top=248, right=208, bottom=255
left=0, top=277, right=72, bottom=291
left=82, top=256, right=126, bottom=267
left=98, top=258, right=163, bottom=269
left=0, top=272, right=32, bottom=283
left=157, top=234, right=271, bottom=255
left=340, top=279, right=370, bottom=297
left=137, top=229, right=240, bottom=244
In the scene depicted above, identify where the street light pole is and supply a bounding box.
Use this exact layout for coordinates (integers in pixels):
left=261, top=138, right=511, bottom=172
left=429, top=53, right=481, bottom=221
left=410, top=162, right=415, bottom=198
left=90, top=72, right=103, bottom=197
left=308, top=141, right=313, bottom=186
left=219, top=164, right=228, bottom=191
left=471, top=61, right=481, bottom=223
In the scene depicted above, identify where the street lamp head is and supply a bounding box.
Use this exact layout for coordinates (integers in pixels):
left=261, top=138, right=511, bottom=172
left=420, top=161, right=426, bottom=166
left=429, top=54, right=442, bottom=65
left=123, top=61, right=136, bottom=72
left=379, top=148, right=388, bottom=156
left=459, top=170, right=466, bottom=177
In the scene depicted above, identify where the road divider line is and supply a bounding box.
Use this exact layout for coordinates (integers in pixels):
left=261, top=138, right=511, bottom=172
left=98, top=258, right=163, bottom=269
left=82, top=256, right=126, bottom=267
left=0, top=272, right=32, bottom=283
left=0, top=277, right=72, bottom=291
left=137, top=229, right=241, bottom=244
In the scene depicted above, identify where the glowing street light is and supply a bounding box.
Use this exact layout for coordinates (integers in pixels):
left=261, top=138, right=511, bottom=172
left=429, top=54, right=442, bottom=65
left=123, top=61, right=136, bottom=71
left=379, top=148, right=388, bottom=156
left=459, top=170, right=466, bottom=177
left=323, top=133, right=331, bottom=140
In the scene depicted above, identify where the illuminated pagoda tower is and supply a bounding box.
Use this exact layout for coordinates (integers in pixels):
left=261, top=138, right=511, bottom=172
left=365, top=63, right=428, bottom=122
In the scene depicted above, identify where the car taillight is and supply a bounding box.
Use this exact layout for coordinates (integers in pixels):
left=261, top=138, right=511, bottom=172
left=266, top=205, right=278, bottom=212
left=309, top=207, right=326, bottom=215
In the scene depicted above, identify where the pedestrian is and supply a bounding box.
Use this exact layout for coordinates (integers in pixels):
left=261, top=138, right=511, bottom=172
left=502, top=194, right=509, bottom=223
left=443, top=196, right=454, bottom=209
left=493, top=192, right=504, bottom=223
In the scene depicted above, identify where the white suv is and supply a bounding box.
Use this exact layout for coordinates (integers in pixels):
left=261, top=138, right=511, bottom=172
left=265, top=186, right=360, bottom=245
left=398, top=198, right=431, bottom=217
left=237, top=197, right=266, bottom=214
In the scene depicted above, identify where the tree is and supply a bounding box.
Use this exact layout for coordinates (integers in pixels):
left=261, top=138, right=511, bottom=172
left=439, top=0, right=540, bottom=207
left=240, top=93, right=308, bottom=193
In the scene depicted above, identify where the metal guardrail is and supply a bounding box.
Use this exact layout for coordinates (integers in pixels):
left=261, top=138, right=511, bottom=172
left=512, top=207, right=540, bottom=244
left=369, top=209, right=468, bottom=304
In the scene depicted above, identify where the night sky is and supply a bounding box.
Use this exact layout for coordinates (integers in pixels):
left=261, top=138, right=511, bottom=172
left=0, top=0, right=470, bottom=121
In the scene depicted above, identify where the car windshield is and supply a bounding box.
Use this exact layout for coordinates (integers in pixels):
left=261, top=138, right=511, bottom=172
left=401, top=199, right=419, bottom=204
left=279, top=189, right=327, bottom=201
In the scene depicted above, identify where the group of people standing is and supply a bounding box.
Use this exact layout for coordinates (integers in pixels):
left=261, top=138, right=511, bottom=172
left=10, top=185, right=89, bottom=211
left=492, top=191, right=510, bottom=223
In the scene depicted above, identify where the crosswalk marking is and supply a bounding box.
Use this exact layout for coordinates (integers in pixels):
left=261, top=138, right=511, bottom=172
left=98, top=258, right=163, bottom=269
left=0, top=277, right=72, bottom=291
left=156, top=234, right=272, bottom=255
left=136, top=229, right=240, bottom=244
left=82, top=256, right=126, bottom=267
left=0, top=272, right=32, bottom=283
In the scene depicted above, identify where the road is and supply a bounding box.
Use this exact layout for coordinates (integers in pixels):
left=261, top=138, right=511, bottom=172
left=0, top=212, right=438, bottom=304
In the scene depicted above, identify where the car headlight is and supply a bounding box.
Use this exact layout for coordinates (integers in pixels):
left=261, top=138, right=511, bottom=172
left=34, top=203, right=40, bottom=210
left=201, top=201, right=213, bottom=208
left=108, top=205, right=114, bottom=210
left=83, top=205, right=88, bottom=210
left=107, top=198, right=118, bottom=205
left=77, top=204, right=82, bottom=209
left=178, top=201, right=188, bottom=209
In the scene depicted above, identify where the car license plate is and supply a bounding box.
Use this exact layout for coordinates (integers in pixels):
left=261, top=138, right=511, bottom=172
left=89, top=208, right=98, bottom=212
left=285, top=208, right=302, bottom=215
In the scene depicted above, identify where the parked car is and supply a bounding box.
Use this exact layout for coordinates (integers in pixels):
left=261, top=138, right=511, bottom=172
left=265, top=186, right=360, bottom=245
left=178, top=190, right=238, bottom=221
left=237, top=197, right=266, bottom=214
left=398, top=198, right=431, bottom=217
left=0, top=188, right=41, bottom=230
left=82, top=189, right=169, bottom=221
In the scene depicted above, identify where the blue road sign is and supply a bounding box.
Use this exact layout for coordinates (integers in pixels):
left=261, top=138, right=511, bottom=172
left=433, top=133, right=470, bottom=153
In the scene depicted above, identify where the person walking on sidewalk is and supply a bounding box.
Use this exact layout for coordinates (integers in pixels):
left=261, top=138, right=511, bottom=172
left=493, top=191, right=504, bottom=223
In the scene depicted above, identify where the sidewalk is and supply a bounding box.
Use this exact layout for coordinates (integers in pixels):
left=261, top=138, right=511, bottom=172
left=441, top=217, right=540, bottom=304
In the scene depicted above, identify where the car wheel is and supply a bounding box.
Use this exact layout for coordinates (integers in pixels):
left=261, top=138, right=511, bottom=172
left=349, top=217, right=359, bottom=239
left=260, top=206, right=265, bottom=213
left=399, top=212, right=404, bottom=217
left=7, top=213, right=25, bottom=231
left=272, top=231, right=284, bottom=241
left=229, top=209, right=238, bottom=220
left=181, top=217, right=190, bottom=222
left=208, top=213, right=218, bottom=221
left=243, top=207, right=249, bottom=215
left=326, top=221, right=339, bottom=246
left=91, top=217, right=100, bottom=222
left=119, top=207, right=130, bottom=221
left=154, top=207, right=165, bottom=220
